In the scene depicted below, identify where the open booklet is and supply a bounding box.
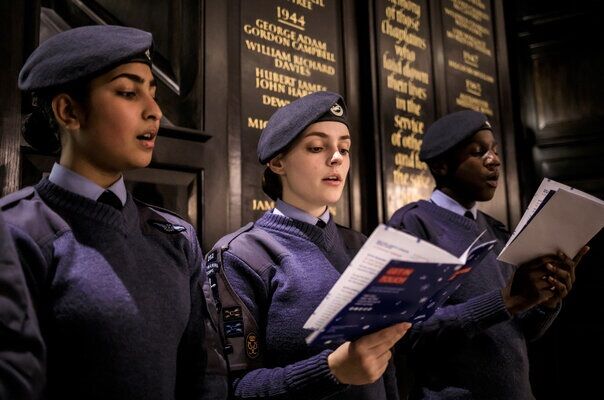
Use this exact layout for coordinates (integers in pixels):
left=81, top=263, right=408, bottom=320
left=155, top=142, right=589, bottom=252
left=498, top=178, right=604, bottom=266
left=303, top=224, right=496, bottom=346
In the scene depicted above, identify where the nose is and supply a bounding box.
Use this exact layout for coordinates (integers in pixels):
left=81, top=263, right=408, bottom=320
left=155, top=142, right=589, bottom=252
left=329, top=150, right=343, bottom=166
left=144, top=93, right=162, bottom=121
left=482, top=149, right=500, bottom=167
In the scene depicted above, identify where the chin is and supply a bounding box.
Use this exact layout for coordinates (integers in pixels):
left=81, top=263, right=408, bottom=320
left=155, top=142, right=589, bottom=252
left=478, top=188, right=496, bottom=201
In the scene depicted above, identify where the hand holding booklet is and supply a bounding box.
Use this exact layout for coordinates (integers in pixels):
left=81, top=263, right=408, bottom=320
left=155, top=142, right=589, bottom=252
left=303, top=224, right=496, bottom=346
left=498, top=178, right=604, bottom=266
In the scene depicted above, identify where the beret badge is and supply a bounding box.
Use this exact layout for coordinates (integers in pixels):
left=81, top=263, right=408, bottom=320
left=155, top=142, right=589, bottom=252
left=330, top=103, right=344, bottom=117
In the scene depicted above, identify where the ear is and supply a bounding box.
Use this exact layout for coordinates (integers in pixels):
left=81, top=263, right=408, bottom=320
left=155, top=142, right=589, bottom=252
left=268, top=155, right=286, bottom=176
left=429, top=158, right=448, bottom=178
left=51, top=94, right=82, bottom=131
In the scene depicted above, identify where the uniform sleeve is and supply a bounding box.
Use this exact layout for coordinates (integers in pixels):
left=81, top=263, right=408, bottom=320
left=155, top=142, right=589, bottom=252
left=222, top=251, right=345, bottom=400
left=175, top=229, right=228, bottom=400
left=389, top=211, right=510, bottom=344
left=0, top=212, right=45, bottom=400
left=517, top=304, right=560, bottom=342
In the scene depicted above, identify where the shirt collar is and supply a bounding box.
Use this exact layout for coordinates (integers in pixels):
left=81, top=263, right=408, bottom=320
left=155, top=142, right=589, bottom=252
left=273, top=198, right=330, bottom=225
left=431, top=189, right=477, bottom=219
left=48, top=163, right=127, bottom=206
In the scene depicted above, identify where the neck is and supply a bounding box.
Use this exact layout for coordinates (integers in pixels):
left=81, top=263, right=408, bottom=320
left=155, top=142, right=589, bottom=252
left=59, top=155, right=121, bottom=189
left=281, top=195, right=328, bottom=218
left=439, top=187, right=475, bottom=209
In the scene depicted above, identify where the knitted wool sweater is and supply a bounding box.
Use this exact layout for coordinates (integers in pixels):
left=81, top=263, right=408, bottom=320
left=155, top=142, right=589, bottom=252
left=389, top=200, right=560, bottom=400
left=0, top=178, right=218, bottom=400
left=221, top=211, right=399, bottom=400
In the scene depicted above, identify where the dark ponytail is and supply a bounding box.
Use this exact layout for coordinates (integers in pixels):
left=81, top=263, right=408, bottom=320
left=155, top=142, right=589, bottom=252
left=262, top=167, right=282, bottom=201
left=22, top=94, right=61, bottom=154
left=22, top=82, right=90, bottom=154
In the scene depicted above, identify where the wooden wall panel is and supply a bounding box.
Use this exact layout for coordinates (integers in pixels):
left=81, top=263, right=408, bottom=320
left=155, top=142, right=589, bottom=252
left=508, top=1, right=604, bottom=397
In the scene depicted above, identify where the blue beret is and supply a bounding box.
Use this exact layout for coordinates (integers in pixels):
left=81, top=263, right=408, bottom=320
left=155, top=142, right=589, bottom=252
left=257, top=91, right=348, bottom=164
left=419, top=110, right=492, bottom=161
left=18, top=25, right=153, bottom=91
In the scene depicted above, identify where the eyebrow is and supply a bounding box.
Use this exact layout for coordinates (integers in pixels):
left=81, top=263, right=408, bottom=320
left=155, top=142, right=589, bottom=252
left=304, top=132, right=351, bottom=141
left=110, top=73, right=157, bottom=87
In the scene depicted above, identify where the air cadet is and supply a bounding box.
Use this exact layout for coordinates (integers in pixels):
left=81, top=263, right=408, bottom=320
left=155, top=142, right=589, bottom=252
left=0, top=25, right=226, bottom=399
left=388, top=109, right=589, bottom=399
left=206, top=91, right=410, bottom=400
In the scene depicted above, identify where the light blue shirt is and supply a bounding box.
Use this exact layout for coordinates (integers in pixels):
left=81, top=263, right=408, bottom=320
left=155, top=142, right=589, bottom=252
left=273, top=198, right=330, bottom=226
left=431, top=189, right=477, bottom=219
left=48, top=163, right=127, bottom=206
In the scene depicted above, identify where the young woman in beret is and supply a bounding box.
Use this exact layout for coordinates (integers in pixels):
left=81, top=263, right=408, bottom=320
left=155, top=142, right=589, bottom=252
left=0, top=25, right=226, bottom=400
left=209, top=91, right=410, bottom=400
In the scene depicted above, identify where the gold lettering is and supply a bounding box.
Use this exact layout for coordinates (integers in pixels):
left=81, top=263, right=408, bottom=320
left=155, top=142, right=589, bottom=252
left=394, top=44, right=416, bottom=62
left=448, top=60, right=494, bottom=83
left=463, top=50, right=479, bottom=67
left=382, top=51, right=402, bottom=74
left=465, top=79, right=482, bottom=97
left=252, top=199, right=275, bottom=211
left=381, top=19, right=427, bottom=49
left=244, top=40, right=292, bottom=61
left=393, top=115, right=425, bottom=134
left=387, top=0, right=421, bottom=18
left=387, top=74, right=408, bottom=94
left=285, top=0, right=325, bottom=11
left=455, top=92, right=493, bottom=116
left=262, top=94, right=291, bottom=108
left=247, top=117, right=268, bottom=130
left=274, top=58, right=311, bottom=76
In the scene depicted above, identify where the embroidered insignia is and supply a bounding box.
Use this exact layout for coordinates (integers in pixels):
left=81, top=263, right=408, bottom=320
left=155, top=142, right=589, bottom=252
left=330, top=103, right=343, bottom=116
left=246, top=332, right=260, bottom=359
left=224, top=321, right=244, bottom=338
left=223, top=306, right=242, bottom=321
left=149, top=221, right=186, bottom=233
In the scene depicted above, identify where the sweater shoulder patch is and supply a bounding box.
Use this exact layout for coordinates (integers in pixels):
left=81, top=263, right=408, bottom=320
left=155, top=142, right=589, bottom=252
left=148, top=220, right=187, bottom=234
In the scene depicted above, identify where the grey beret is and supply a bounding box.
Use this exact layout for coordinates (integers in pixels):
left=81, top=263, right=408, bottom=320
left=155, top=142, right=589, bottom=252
left=419, top=110, right=492, bottom=161
left=257, top=91, right=348, bottom=164
left=18, top=25, right=153, bottom=91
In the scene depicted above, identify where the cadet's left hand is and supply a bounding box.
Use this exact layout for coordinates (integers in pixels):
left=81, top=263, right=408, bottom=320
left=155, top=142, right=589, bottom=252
left=540, top=246, right=589, bottom=309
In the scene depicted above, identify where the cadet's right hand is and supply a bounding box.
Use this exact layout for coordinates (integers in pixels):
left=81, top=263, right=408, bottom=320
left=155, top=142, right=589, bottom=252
left=503, top=253, right=576, bottom=314
left=327, top=322, right=411, bottom=385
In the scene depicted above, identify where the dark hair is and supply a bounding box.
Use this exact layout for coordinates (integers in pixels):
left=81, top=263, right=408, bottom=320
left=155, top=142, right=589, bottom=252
left=262, top=167, right=282, bottom=201
left=22, top=81, right=90, bottom=154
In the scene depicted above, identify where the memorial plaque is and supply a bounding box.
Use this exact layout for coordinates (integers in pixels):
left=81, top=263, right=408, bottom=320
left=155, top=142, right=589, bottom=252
left=440, top=0, right=507, bottom=221
left=240, top=0, right=348, bottom=224
left=374, top=0, right=435, bottom=219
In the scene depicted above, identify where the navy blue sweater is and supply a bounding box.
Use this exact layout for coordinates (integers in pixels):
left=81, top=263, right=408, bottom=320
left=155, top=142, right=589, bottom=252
left=0, top=211, right=45, bottom=400
left=389, top=200, right=559, bottom=400
left=0, top=179, right=223, bottom=400
left=220, top=211, right=399, bottom=400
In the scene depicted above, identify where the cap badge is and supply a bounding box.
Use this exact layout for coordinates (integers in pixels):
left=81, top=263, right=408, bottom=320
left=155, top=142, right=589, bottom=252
left=484, top=120, right=491, bottom=128
left=145, top=48, right=151, bottom=61
left=330, top=103, right=343, bottom=117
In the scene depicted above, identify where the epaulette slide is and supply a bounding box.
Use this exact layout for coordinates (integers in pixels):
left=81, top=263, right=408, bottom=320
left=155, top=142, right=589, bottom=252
left=205, top=223, right=264, bottom=372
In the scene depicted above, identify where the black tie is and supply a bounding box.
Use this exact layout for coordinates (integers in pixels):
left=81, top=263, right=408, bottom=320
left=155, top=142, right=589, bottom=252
left=464, top=210, right=474, bottom=220
left=97, top=191, right=123, bottom=210
left=316, top=219, right=327, bottom=228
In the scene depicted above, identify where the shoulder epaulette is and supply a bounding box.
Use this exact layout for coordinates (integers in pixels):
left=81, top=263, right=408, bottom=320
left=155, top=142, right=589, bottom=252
left=133, top=197, right=188, bottom=221
left=0, top=187, right=36, bottom=211
left=205, top=222, right=265, bottom=373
